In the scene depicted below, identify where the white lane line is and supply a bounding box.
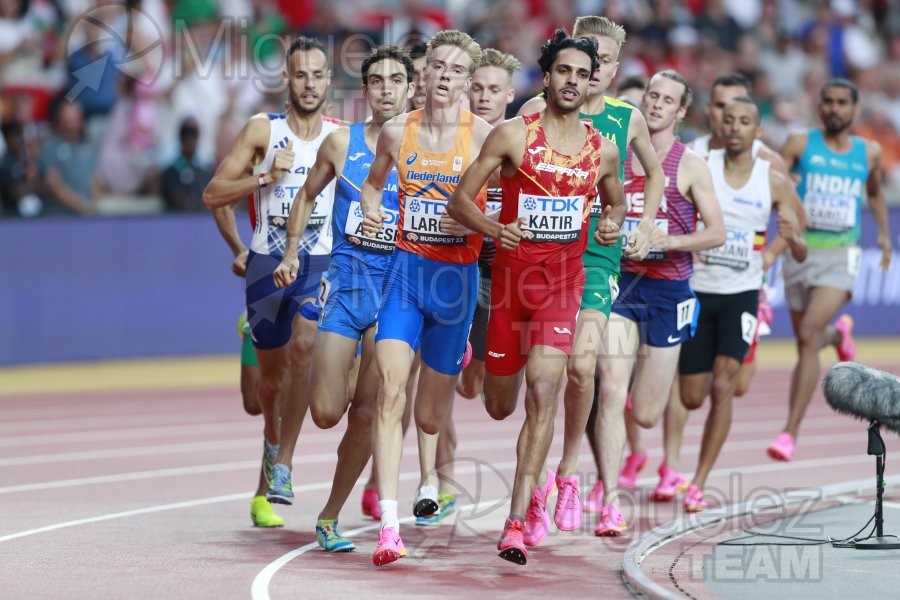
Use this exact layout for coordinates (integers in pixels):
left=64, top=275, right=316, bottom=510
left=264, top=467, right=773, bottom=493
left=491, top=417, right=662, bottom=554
left=2, top=423, right=886, bottom=495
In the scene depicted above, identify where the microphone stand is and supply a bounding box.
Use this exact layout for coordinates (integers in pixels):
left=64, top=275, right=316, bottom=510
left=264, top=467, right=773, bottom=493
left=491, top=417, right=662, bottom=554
left=853, top=421, right=900, bottom=550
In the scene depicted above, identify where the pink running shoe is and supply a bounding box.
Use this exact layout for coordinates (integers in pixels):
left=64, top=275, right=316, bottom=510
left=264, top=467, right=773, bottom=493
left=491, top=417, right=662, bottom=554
left=583, top=480, right=605, bottom=513
left=594, top=502, right=627, bottom=536
left=372, top=527, right=407, bottom=567
left=498, top=518, right=528, bottom=565
left=683, top=484, right=708, bottom=513
left=767, top=432, right=795, bottom=462
left=649, top=463, right=689, bottom=502
left=461, top=341, right=473, bottom=369
left=553, top=473, right=582, bottom=531
left=523, top=469, right=555, bottom=546
left=361, top=488, right=381, bottom=520
left=618, top=451, right=648, bottom=489
left=834, top=315, right=856, bottom=362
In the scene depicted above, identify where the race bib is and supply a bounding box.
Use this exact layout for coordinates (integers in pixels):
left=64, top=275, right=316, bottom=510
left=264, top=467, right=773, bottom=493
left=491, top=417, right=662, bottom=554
left=344, top=202, right=398, bottom=254
left=805, top=192, right=856, bottom=233
left=518, top=193, right=583, bottom=243
left=676, top=298, right=697, bottom=331
left=401, top=198, right=464, bottom=246
left=318, top=272, right=332, bottom=307
left=621, top=217, right=668, bottom=261
left=741, top=311, right=758, bottom=345
left=700, top=227, right=753, bottom=270
left=308, top=192, right=330, bottom=227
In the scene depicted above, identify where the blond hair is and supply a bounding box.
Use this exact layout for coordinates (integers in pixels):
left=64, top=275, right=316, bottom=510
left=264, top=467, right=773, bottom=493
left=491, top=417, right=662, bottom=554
left=426, top=30, right=483, bottom=74
left=573, top=16, right=626, bottom=49
left=478, top=48, right=521, bottom=77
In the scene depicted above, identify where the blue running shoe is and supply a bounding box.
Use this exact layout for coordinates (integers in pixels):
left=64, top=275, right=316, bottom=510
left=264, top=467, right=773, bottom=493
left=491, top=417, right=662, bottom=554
left=316, top=520, right=356, bottom=552
left=267, top=463, right=293, bottom=505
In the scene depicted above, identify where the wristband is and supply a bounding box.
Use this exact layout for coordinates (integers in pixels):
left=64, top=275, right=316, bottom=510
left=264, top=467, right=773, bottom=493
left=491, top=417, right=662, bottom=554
left=258, top=172, right=268, bottom=188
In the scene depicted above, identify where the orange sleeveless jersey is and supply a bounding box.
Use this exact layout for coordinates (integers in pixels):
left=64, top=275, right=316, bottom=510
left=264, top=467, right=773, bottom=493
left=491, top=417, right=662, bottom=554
left=396, top=108, right=487, bottom=263
left=497, top=112, right=604, bottom=266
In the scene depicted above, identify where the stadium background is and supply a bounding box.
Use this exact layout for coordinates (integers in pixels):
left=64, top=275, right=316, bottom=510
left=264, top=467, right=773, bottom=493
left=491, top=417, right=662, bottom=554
left=0, top=0, right=898, bottom=365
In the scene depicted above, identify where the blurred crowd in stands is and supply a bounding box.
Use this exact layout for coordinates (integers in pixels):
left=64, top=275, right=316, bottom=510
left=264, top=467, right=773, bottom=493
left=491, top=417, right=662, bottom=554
left=1, top=0, right=898, bottom=217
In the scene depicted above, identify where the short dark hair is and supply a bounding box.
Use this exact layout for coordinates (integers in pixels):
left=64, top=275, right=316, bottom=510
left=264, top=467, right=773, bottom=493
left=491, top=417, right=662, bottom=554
left=616, top=75, right=646, bottom=95
left=361, top=45, right=415, bottom=84
left=538, top=29, right=599, bottom=76
left=179, top=118, right=200, bottom=139
left=408, top=41, right=428, bottom=61
left=712, top=72, right=752, bottom=95
left=727, top=95, right=761, bottom=124
left=287, top=36, right=327, bottom=62
left=821, top=77, right=859, bottom=104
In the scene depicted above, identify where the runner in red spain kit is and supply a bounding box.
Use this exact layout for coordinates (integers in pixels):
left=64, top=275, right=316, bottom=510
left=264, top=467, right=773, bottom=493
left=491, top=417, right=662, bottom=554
left=447, top=30, right=624, bottom=565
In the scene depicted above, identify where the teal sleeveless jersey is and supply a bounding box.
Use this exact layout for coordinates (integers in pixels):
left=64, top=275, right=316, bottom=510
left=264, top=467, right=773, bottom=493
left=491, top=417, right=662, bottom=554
left=795, top=129, right=868, bottom=249
left=582, top=96, right=633, bottom=268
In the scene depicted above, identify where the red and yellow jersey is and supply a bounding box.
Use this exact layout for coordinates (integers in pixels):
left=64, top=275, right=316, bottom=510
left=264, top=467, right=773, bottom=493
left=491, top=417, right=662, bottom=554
left=497, top=112, right=604, bottom=267
left=396, top=108, right=486, bottom=264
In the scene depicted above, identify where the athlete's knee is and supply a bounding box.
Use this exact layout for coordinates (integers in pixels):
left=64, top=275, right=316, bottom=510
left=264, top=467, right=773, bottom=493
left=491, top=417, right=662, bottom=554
left=310, top=400, right=344, bottom=429
left=711, top=373, right=737, bottom=403
left=566, top=354, right=595, bottom=392
left=597, top=377, right=624, bottom=410
left=796, top=322, right=823, bottom=350
left=680, top=386, right=705, bottom=410
left=377, top=377, right=407, bottom=418
left=347, top=400, right=376, bottom=431
left=484, top=392, right=515, bottom=421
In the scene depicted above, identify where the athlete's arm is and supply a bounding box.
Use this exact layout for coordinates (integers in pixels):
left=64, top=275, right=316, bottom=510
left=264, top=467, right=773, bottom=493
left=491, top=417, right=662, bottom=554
left=779, top=131, right=808, bottom=178
left=211, top=204, right=249, bottom=276
left=758, top=143, right=790, bottom=177
left=865, top=140, right=892, bottom=272
left=658, top=149, right=725, bottom=252
left=360, top=115, right=403, bottom=235
left=625, top=110, right=663, bottom=259
left=447, top=118, right=524, bottom=249
left=273, top=128, right=347, bottom=288
left=593, top=136, right=626, bottom=246
left=203, top=115, right=273, bottom=209
left=769, top=169, right=808, bottom=263
left=515, top=95, right=546, bottom=117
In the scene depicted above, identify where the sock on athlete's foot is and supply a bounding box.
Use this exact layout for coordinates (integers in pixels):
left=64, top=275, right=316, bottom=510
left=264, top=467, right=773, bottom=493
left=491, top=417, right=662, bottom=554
left=379, top=500, right=400, bottom=531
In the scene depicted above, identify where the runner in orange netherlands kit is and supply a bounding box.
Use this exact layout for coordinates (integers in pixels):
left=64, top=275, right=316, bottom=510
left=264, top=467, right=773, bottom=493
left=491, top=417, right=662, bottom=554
left=447, top=30, right=624, bottom=565
left=358, top=30, right=493, bottom=567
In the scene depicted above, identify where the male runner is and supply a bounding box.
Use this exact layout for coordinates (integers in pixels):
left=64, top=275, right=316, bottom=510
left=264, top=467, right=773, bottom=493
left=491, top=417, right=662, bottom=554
left=681, top=97, right=807, bottom=510
left=592, top=70, right=726, bottom=535
left=768, top=79, right=892, bottom=462
left=203, top=36, right=339, bottom=508
left=358, top=30, right=492, bottom=567
left=448, top=30, right=623, bottom=564
left=518, top=15, right=663, bottom=532
left=273, top=45, right=415, bottom=551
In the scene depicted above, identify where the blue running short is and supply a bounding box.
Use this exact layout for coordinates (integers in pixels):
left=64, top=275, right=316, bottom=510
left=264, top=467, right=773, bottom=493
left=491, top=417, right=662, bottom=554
left=610, top=271, right=698, bottom=348
left=318, top=264, right=385, bottom=340
left=245, top=251, right=330, bottom=350
left=375, top=249, right=478, bottom=375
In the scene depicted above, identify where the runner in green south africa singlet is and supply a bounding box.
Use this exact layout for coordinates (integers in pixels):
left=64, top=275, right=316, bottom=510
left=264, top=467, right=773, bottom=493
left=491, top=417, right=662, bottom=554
left=583, top=96, right=631, bottom=265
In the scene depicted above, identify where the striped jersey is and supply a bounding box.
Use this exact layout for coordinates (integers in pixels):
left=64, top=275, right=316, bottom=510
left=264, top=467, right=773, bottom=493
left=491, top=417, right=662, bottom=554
left=621, top=139, right=696, bottom=280
left=396, top=108, right=486, bottom=264
left=249, top=112, right=340, bottom=257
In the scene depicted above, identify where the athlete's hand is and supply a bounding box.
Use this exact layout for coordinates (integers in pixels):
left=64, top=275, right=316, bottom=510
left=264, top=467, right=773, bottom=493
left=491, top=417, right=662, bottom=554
left=439, top=213, right=475, bottom=236
left=649, top=226, right=669, bottom=251
left=593, top=204, right=620, bottom=246
left=624, top=222, right=651, bottom=260
left=497, top=218, right=524, bottom=250
left=878, top=233, right=892, bottom=272
left=232, top=249, right=249, bottom=277
left=270, top=140, right=295, bottom=183
left=363, top=210, right=385, bottom=236
left=761, top=249, right=776, bottom=270
left=776, top=208, right=801, bottom=242
left=273, top=255, right=300, bottom=288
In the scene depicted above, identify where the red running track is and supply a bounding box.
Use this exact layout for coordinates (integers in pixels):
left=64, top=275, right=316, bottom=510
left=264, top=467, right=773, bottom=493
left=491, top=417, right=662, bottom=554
left=1, top=363, right=898, bottom=599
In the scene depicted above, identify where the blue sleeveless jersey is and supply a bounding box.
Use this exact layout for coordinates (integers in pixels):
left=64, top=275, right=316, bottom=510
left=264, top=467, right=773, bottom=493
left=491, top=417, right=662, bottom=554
left=795, top=129, right=868, bottom=249
left=330, top=122, right=400, bottom=274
